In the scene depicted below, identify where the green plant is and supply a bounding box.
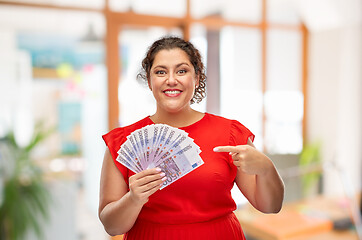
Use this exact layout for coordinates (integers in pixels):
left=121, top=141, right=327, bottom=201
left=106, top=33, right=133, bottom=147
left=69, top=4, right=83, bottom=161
left=0, top=122, right=54, bottom=240
left=299, top=141, right=322, bottom=197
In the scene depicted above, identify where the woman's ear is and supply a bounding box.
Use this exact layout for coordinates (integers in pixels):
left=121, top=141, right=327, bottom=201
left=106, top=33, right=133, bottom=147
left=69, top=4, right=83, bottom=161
left=195, top=75, right=200, bottom=88
left=148, top=80, right=152, bottom=91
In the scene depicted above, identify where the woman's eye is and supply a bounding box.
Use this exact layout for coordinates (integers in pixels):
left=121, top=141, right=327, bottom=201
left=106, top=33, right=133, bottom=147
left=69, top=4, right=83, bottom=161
left=177, top=69, right=187, bottom=74
left=156, top=70, right=166, bottom=75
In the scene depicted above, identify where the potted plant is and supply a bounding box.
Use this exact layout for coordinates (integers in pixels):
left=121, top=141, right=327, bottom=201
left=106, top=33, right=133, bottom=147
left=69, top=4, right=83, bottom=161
left=299, top=141, right=322, bottom=198
left=0, top=122, right=53, bottom=240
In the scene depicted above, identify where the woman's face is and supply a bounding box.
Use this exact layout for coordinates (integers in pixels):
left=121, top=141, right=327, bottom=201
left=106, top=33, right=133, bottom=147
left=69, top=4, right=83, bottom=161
left=149, top=48, right=198, bottom=114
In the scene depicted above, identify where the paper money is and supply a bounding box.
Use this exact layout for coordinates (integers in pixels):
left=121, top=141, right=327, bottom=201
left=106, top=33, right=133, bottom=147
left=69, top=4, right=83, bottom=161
left=117, top=124, right=204, bottom=189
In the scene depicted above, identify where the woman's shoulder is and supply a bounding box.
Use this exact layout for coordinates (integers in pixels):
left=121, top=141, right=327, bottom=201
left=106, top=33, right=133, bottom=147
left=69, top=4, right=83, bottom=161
left=206, top=113, right=248, bottom=126
left=104, top=116, right=152, bottom=139
left=205, top=113, right=254, bottom=139
left=205, top=112, right=235, bottom=124
left=115, top=116, right=152, bottom=130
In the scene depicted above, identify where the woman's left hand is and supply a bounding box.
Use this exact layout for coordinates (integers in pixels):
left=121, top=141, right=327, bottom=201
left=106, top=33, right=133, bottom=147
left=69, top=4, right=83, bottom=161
left=213, top=145, right=272, bottom=176
left=214, top=142, right=284, bottom=213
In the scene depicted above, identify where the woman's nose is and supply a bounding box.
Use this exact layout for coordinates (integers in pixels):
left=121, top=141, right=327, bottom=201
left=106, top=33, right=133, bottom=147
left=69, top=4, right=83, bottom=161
left=166, top=73, right=177, bottom=85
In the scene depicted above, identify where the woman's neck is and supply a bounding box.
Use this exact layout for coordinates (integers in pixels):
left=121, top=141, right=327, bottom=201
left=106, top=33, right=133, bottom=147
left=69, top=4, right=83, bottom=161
left=150, top=108, right=204, bottom=128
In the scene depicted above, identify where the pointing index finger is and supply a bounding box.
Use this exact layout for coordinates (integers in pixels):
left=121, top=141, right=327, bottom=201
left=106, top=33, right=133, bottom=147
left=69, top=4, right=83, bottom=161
left=213, top=146, right=238, bottom=153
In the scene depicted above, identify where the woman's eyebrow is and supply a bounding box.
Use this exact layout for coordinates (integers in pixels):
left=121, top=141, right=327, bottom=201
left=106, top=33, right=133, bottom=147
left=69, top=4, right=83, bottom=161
left=176, top=62, right=190, bottom=68
left=153, top=65, right=167, bottom=69
left=153, top=62, right=190, bottom=69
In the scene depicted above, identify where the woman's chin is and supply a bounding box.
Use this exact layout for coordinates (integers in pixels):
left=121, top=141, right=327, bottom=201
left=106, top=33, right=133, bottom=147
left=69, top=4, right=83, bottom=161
left=160, top=104, right=191, bottom=114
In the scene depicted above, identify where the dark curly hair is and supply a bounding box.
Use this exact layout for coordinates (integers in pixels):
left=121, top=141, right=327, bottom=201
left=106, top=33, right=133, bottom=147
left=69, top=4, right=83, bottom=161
left=137, top=36, right=207, bottom=104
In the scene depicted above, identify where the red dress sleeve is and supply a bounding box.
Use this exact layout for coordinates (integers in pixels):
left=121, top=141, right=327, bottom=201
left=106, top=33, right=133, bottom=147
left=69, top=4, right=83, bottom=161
left=229, top=120, right=255, bottom=146
left=224, top=120, right=255, bottom=178
left=102, top=128, right=130, bottom=185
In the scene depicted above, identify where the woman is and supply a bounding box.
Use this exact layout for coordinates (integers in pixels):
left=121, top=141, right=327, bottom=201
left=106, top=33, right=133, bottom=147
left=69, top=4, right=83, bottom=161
left=99, top=36, right=284, bottom=239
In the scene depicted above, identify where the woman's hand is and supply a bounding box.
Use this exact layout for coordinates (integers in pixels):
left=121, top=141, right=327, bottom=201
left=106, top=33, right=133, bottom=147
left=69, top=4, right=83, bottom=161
left=99, top=151, right=168, bottom=235
left=214, top=141, right=284, bottom=213
left=128, top=168, right=167, bottom=205
left=213, top=145, right=273, bottom=176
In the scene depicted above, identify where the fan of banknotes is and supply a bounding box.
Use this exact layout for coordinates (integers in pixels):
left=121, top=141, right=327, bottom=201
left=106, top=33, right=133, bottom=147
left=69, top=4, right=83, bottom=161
left=117, top=124, right=204, bottom=189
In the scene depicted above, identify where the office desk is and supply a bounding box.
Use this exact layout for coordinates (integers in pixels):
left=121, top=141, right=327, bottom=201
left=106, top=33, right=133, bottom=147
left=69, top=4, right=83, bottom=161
left=234, top=196, right=359, bottom=240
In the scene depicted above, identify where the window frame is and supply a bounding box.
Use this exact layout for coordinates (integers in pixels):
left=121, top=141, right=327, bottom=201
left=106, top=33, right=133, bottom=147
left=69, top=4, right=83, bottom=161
left=0, top=0, right=309, bottom=152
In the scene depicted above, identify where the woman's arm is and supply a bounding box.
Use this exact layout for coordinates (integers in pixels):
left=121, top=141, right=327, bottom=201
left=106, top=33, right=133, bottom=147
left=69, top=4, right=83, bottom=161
left=214, top=139, right=284, bottom=213
left=98, top=149, right=166, bottom=236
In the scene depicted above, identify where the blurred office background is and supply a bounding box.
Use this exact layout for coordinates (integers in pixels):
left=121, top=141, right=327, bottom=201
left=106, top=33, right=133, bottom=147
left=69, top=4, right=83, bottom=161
left=0, top=0, right=361, bottom=239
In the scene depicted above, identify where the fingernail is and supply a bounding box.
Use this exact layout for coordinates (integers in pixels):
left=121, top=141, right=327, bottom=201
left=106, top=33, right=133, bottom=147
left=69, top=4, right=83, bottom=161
left=161, top=177, right=167, bottom=181
left=155, top=168, right=162, bottom=172
left=160, top=172, right=166, bottom=177
left=213, top=147, right=219, bottom=152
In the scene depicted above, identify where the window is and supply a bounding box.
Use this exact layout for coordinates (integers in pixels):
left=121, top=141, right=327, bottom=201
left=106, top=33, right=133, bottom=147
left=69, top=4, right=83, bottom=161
left=265, top=29, right=303, bottom=154
left=111, top=0, right=306, bottom=154
left=220, top=27, right=263, bottom=150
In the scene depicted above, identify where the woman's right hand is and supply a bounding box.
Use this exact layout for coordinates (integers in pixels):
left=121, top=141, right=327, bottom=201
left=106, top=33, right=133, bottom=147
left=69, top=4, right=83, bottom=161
left=99, top=151, right=167, bottom=235
left=128, top=168, right=166, bottom=205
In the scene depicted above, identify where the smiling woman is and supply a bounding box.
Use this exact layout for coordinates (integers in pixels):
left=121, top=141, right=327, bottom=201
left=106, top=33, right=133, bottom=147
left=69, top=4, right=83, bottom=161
left=98, top=36, right=284, bottom=240
left=137, top=37, right=207, bottom=127
left=137, top=36, right=207, bottom=106
left=148, top=48, right=200, bottom=121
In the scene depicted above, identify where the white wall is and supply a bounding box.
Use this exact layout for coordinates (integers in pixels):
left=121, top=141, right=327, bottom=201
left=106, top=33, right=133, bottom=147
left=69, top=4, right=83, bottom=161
left=305, top=0, right=362, bottom=196
left=81, top=64, right=108, bottom=215
left=0, top=7, right=108, bottom=238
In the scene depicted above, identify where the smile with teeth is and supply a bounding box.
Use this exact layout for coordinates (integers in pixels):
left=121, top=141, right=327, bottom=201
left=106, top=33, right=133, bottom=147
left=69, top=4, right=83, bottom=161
left=163, top=89, right=182, bottom=97
left=164, top=90, right=181, bottom=94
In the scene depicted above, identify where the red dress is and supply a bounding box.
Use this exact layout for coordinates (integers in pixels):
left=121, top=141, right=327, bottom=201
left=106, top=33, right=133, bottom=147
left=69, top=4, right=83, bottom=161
left=102, top=113, right=255, bottom=240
